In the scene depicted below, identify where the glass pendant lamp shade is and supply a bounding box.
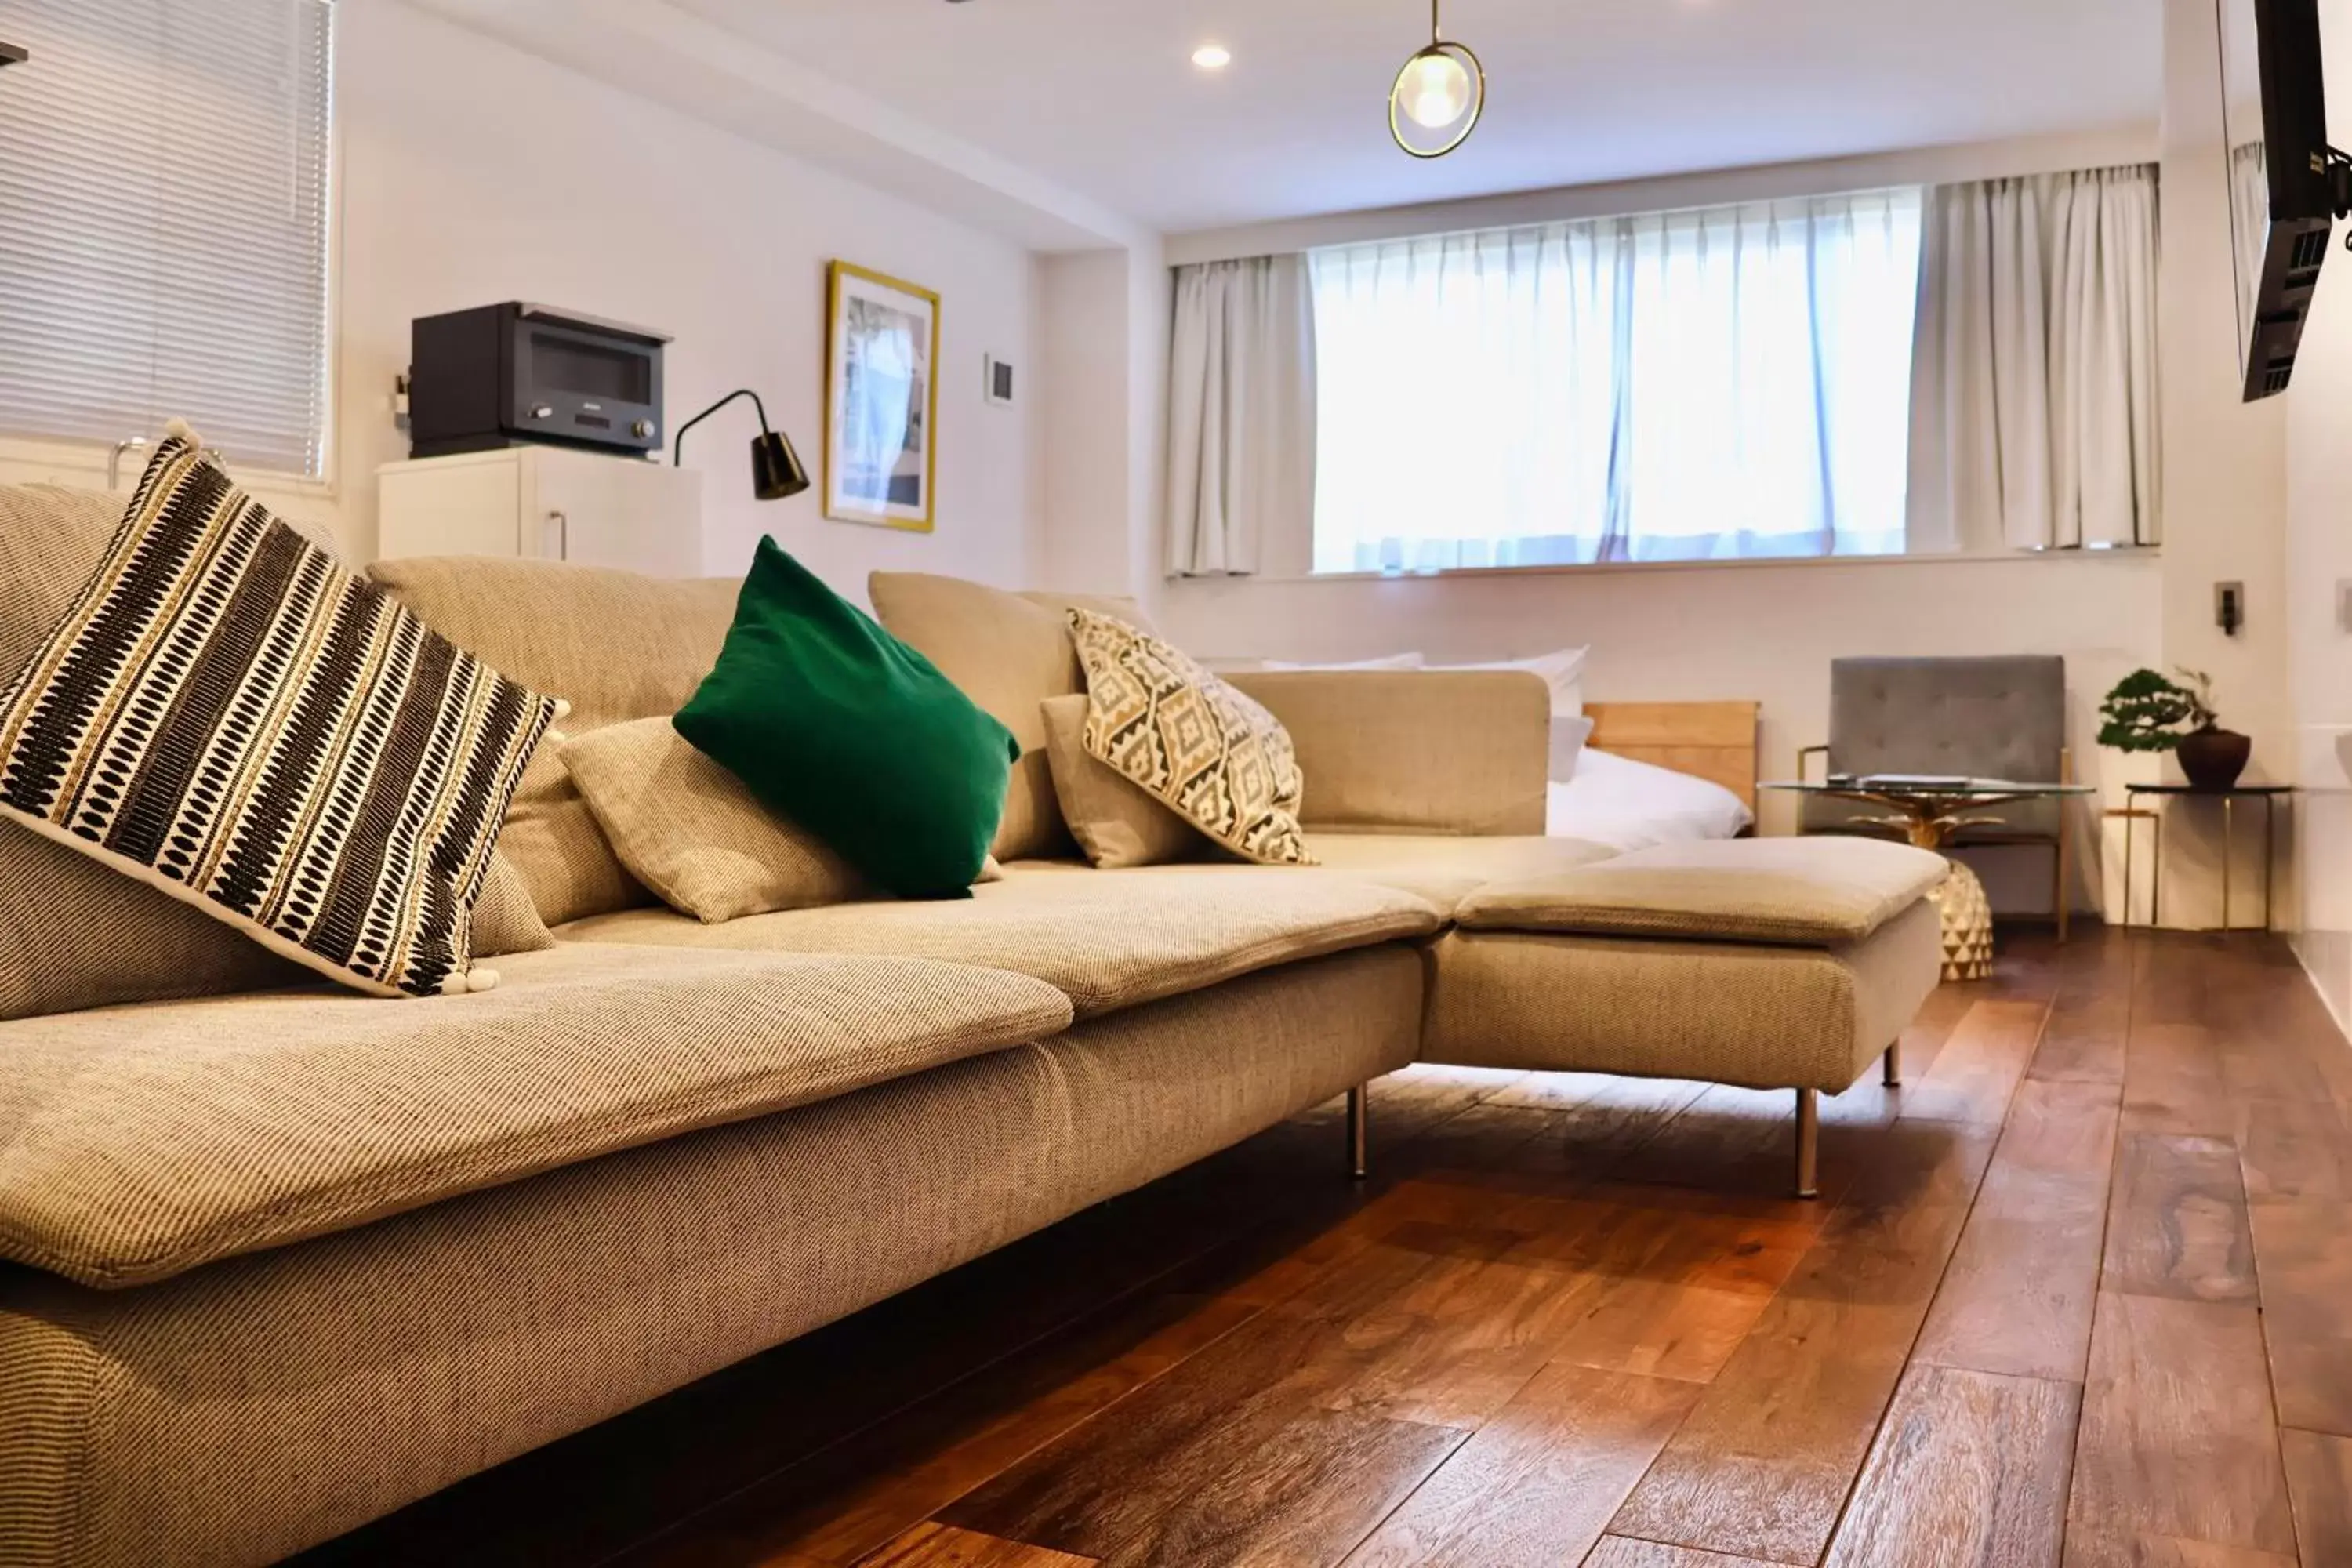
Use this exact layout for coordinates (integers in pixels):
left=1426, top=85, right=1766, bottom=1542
left=1396, top=49, right=1472, bottom=129
left=1389, top=1, right=1484, bottom=158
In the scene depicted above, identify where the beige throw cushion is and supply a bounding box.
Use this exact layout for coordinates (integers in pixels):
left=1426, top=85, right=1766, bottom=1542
left=562, top=718, right=863, bottom=924
left=1038, top=694, right=1214, bottom=869
left=472, top=854, right=557, bottom=957
left=1065, top=608, right=1313, bottom=867
left=1457, top=837, right=1950, bottom=947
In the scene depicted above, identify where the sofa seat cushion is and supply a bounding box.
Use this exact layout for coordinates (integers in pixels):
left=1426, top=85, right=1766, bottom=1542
left=560, top=863, right=1444, bottom=1020
left=1457, top=837, right=1947, bottom=948
left=0, top=943, right=1072, bottom=1290
left=1305, top=833, right=1620, bottom=916
left=1422, top=899, right=1942, bottom=1093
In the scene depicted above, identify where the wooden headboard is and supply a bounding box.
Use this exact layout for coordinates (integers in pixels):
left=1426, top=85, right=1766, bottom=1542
left=1585, top=701, right=1761, bottom=811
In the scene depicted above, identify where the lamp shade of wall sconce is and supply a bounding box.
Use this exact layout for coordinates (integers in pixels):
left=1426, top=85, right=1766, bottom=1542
left=674, top=388, right=810, bottom=501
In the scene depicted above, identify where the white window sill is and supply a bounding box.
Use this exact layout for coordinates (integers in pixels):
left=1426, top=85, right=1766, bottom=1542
left=0, top=433, right=336, bottom=501
left=1174, top=545, right=2161, bottom=586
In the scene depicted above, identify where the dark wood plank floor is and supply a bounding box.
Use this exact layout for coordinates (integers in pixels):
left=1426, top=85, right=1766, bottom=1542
left=297, top=928, right=2352, bottom=1568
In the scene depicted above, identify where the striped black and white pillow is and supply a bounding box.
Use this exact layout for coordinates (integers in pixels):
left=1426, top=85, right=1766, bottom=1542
left=0, top=429, right=561, bottom=997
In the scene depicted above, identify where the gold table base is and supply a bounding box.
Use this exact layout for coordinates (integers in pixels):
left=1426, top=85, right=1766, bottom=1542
left=1928, top=858, right=1994, bottom=982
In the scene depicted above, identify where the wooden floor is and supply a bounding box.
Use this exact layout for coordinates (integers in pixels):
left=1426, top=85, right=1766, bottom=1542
left=301, top=927, right=2352, bottom=1568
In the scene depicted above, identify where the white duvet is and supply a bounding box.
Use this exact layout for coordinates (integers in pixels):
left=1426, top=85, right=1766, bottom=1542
left=1548, top=747, right=1755, bottom=851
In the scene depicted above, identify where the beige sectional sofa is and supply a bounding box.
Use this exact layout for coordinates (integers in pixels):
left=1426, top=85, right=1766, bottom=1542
left=0, top=498, right=1947, bottom=1568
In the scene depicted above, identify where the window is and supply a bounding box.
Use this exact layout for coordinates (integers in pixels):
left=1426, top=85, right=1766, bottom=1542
left=1310, top=188, right=1924, bottom=573
left=0, top=0, right=336, bottom=477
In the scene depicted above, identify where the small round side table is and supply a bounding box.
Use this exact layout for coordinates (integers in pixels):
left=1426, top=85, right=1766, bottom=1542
left=2118, top=783, right=2291, bottom=932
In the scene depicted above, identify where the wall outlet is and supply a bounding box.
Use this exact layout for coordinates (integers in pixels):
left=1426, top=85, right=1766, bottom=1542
left=2216, top=580, right=2245, bottom=637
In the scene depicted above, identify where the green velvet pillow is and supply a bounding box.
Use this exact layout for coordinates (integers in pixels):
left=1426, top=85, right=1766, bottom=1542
left=674, top=539, right=1018, bottom=899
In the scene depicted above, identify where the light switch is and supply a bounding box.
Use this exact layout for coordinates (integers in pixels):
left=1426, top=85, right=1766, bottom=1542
left=2339, top=579, right=2352, bottom=635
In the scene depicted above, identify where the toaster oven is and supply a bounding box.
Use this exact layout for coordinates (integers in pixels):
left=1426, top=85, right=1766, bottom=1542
left=408, top=303, right=670, bottom=460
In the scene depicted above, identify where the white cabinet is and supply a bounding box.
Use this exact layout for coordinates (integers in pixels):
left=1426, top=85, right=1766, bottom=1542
left=375, top=446, right=704, bottom=577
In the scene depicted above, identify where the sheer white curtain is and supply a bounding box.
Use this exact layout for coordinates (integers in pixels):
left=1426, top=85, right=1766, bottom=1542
left=1308, top=189, right=1922, bottom=573
left=1907, top=165, right=2161, bottom=551
left=1164, top=256, right=1319, bottom=576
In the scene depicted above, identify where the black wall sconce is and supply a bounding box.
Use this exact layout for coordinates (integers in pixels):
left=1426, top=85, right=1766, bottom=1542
left=673, top=389, right=810, bottom=502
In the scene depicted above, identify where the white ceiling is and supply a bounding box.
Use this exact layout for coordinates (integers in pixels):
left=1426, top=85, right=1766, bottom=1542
left=666, top=0, right=2165, bottom=234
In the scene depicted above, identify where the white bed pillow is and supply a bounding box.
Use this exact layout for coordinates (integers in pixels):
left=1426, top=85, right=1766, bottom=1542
left=1551, top=713, right=1597, bottom=786
left=1547, top=747, right=1754, bottom=851
left=1259, top=652, right=1427, bottom=671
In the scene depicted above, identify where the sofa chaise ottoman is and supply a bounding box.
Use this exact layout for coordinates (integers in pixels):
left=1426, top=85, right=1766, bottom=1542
left=0, top=503, right=1948, bottom=1567
left=1418, top=837, right=1947, bottom=1196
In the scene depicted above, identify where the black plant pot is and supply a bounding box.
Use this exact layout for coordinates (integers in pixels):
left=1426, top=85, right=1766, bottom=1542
left=2177, top=726, right=2252, bottom=791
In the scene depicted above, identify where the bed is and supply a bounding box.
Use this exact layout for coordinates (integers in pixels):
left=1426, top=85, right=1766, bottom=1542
left=1554, top=700, right=1759, bottom=851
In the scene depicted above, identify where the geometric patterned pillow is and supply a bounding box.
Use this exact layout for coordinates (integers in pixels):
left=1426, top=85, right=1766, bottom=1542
left=0, top=428, right=562, bottom=996
left=1064, top=607, right=1313, bottom=866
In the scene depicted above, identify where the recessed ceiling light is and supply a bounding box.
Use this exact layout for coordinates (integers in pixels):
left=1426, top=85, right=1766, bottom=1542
left=1192, top=44, right=1232, bottom=71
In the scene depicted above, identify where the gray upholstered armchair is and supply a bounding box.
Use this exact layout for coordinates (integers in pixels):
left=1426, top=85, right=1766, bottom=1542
left=1799, top=656, right=2072, bottom=938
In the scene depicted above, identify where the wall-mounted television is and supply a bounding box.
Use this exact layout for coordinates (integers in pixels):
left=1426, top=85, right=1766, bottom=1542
left=2222, top=0, right=2349, bottom=400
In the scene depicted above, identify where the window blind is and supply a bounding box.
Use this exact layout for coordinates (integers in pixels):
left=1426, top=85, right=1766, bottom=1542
left=0, top=0, right=335, bottom=477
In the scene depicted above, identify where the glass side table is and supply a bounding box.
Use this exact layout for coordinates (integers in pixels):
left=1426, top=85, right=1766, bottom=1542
left=2118, top=783, right=2291, bottom=932
left=1762, top=779, right=2096, bottom=982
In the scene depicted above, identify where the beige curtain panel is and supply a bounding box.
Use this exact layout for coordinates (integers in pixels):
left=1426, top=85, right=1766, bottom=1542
left=1908, top=164, right=2162, bottom=552
left=1164, top=255, right=1319, bottom=577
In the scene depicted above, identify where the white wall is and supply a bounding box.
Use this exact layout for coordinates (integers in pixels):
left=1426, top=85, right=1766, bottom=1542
left=1034, top=251, right=1134, bottom=594
left=2288, top=0, right=2352, bottom=1028
left=2154, top=0, right=2296, bottom=935
left=2, top=0, right=1044, bottom=605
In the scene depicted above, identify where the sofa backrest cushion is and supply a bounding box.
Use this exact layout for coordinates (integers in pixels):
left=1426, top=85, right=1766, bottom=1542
left=1228, top=669, right=1554, bottom=837
left=869, top=572, right=1154, bottom=862
left=368, top=557, right=740, bottom=925
left=0, top=485, right=546, bottom=1021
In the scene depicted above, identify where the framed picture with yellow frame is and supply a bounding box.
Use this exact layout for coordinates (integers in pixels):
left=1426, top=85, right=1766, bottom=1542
left=823, top=260, right=940, bottom=533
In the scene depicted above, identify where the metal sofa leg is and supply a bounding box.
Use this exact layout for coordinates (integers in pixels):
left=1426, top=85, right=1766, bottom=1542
left=1883, top=1040, right=1903, bottom=1087
left=1346, top=1085, right=1369, bottom=1181
left=1794, top=1087, right=1820, bottom=1200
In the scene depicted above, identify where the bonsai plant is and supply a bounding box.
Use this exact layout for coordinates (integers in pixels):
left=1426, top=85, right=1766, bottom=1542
left=2097, top=666, right=2251, bottom=789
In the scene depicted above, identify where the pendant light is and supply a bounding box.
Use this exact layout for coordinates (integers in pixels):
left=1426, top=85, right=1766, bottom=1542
left=1389, top=0, right=1484, bottom=159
